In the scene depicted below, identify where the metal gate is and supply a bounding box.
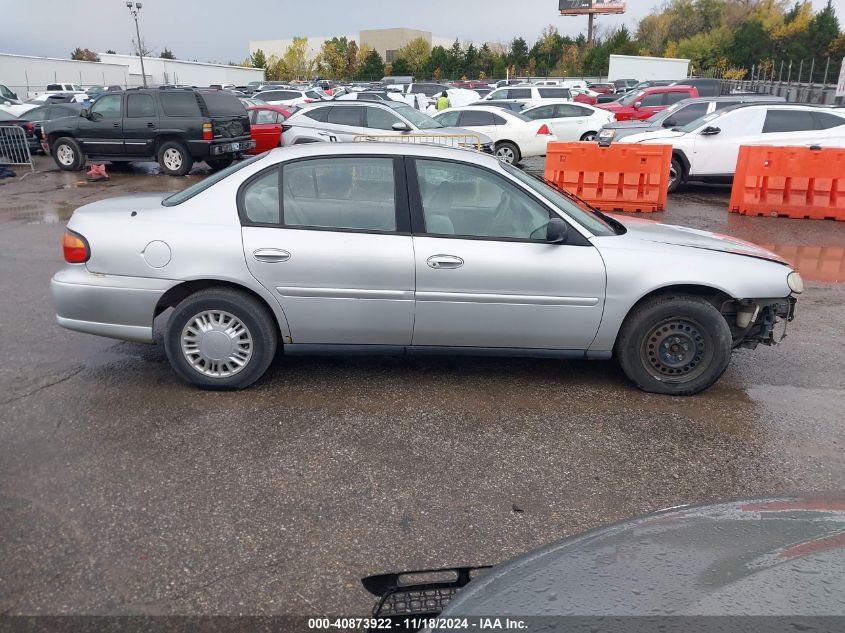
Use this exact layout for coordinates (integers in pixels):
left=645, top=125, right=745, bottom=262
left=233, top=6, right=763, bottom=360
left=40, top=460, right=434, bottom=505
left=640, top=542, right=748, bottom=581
left=0, top=125, right=35, bottom=172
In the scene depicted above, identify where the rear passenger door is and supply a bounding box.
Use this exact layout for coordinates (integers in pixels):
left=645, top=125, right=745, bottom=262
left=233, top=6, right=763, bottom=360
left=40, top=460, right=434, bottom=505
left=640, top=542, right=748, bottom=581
left=322, top=105, right=364, bottom=141
left=123, top=92, right=159, bottom=156
left=240, top=155, right=415, bottom=346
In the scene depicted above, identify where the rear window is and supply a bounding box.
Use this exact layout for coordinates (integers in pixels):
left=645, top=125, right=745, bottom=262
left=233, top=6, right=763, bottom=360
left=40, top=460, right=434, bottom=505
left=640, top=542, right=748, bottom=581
left=163, top=154, right=265, bottom=206
left=508, top=88, right=532, bottom=99
left=763, top=109, right=817, bottom=133
left=538, top=88, right=570, bottom=99
left=200, top=90, right=247, bottom=116
left=303, top=106, right=330, bottom=122
left=813, top=111, right=845, bottom=129
left=160, top=92, right=202, bottom=117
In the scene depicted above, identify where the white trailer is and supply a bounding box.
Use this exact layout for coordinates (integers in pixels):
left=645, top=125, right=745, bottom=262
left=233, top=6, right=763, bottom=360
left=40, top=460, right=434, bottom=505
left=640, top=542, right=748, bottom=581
left=608, top=54, right=690, bottom=82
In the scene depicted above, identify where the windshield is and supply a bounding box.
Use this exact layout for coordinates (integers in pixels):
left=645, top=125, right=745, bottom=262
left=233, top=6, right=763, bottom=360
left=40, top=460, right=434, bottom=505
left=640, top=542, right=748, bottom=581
left=679, top=110, right=722, bottom=133
left=0, top=84, right=16, bottom=99
left=501, top=163, right=619, bottom=236
left=645, top=103, right=679, bottom=122
left=394, top=105, right=442, bottom=130
left=162, top=154, right=266, bottom=206
left=619, top=90, right=644, bottom=106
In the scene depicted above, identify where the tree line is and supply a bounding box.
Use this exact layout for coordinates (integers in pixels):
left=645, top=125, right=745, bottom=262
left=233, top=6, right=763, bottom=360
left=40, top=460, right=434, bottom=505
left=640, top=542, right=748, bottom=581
left=247, top=0, right=843, bottom=82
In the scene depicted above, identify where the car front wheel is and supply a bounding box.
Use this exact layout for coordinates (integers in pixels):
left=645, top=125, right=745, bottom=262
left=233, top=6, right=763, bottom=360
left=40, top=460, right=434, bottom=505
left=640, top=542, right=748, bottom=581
left=615, top=294, right=733, bottom=396
left=52, top=137, right=84, bottom=171
left=164, top=288, right=278, bottom=390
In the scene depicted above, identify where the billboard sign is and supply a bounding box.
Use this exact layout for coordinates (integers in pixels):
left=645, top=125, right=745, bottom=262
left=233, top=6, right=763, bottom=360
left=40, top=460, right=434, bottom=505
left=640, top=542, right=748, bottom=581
left=559, top=0, right=626, bottom=14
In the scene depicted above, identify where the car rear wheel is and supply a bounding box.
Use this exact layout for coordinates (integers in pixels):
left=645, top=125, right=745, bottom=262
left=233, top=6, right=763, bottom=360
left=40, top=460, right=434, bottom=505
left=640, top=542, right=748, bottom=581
left=580, top=131, right=598, bottom=141
left=495, top=141, right=520, bottom=165
left=206, top=157, right=234, bottom=171
left=164, top=288, right=278, bottom=390
left=52, top=137, right=84, bottom=171
left=157, top=140, right=193, bottom=176
left=615, top=294, right=733, bottom=396
left=668, top=156, right=684, bottom=193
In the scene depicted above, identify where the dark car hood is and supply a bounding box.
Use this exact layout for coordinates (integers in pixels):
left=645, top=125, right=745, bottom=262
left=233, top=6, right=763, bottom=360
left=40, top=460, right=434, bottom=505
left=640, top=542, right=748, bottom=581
left=437, top=494, right=845, bottom=620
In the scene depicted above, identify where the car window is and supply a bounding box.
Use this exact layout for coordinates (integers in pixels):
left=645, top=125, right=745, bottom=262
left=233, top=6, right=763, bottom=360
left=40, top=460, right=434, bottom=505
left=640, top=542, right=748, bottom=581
left=201, top=91, right=246, bottom=116
left=305, top=91, right=322, bottom=100
left=487, top=89, right=507, bottom=100
left=524, top=105, right=555, bottom=120
left=303, top=106, right=330, bottom=122
left=90, top=93, right=122, bottom=118
left=23, top=107, right=49, bottom=121
left=812, top=111, right=845, bottom=130
left=714, top=100, right=740, bottom=111
left=327, top=106, right=363, bottom=127
left=555, top=104, right=590, bottom=118
left=165, top=153, right=265, bottom=207
left=639, top=93, right=664, bottom=107
left=126, top=93, right=156, bottom=118
left=242, top=169, right=281, bottom=224
left=665, top=91, right=691, bottom=105
left=619, top=90, right=643, bottom=105
left=392, top=105, right=442, bottom=130
left=46, top=84, right=61, bottom=91
left=459, top=110, right=495, bottom=126
left=492, top=114, right=507, bottom=125
left=254, top=109, right=279, bottom=124
left=538, top=88, right=570, bottom=99
left=668, top=102, right=709, bottom=126
left=365, top=106, right=402, bottom=130
left=282, top=157, right=396, bottom=231
left=160, top=92, right=201, bottom=117
left=508, top=88, right=532, bottom=99
left=763, top=109, right=817, bottom=133
left=415, top=159, right=551, bottom=240
left=435, top=111, right=460, bottom=127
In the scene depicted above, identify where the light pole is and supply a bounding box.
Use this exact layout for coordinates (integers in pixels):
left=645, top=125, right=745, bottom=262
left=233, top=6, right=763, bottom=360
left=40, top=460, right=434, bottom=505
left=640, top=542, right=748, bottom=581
left=126, top=2, right=147, bottom=87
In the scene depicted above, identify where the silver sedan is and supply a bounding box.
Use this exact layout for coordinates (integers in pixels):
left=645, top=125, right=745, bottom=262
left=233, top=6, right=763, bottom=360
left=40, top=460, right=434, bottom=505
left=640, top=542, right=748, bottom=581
left=51, top=144, right=801, bottom=395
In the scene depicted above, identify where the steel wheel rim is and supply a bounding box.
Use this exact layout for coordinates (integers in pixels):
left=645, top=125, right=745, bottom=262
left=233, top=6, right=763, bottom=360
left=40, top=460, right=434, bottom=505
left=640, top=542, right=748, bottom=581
left=641, top=317, right=712, bottom=383
left=162, top=148, right=183, bottom=171
left=181, top=310, right=253, bottom=378
left=56, top=144, right=74, bottom=165
left=496, top=146, right=516, bottom=163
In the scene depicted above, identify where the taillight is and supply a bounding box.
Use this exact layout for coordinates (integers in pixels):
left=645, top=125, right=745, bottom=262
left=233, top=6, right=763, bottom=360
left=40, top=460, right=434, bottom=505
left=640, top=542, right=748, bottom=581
left=23, top=122, right=33, bottom=131
left=202, top=122, right=213, bottom=140
left=537, top=124, right=552, bottom=136
left=63, top=229, right=90, bottom=263
left=303, top=98, right=315, bottom=103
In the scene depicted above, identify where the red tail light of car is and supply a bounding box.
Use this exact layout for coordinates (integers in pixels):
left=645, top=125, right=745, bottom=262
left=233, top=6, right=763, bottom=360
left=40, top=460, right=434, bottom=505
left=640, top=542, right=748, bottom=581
left=202, top=122, right=213, bottom=140
left=536, top=124, right=552, bottom=136
left=63, top=229, right=90, bottom=263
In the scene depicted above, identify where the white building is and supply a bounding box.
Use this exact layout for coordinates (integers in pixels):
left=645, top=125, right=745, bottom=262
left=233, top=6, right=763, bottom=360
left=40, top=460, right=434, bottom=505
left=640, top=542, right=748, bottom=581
left=97, top=54, right=264, bottom=87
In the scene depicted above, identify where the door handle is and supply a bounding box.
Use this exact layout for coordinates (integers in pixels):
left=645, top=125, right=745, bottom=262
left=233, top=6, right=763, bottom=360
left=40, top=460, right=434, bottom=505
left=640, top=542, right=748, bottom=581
left=112, top=122, right=120, bottom=128
left=253, top=248, right=291, bottom=263
left=426, top=254, right=464, bottom=269
left=147, top=122, right=156, bottom=128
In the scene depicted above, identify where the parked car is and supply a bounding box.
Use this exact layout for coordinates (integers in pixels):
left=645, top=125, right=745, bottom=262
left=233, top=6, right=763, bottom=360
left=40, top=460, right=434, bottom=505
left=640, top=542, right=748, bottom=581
left=368, top=494, right=845, bottom=626
left=433, top=105, right=556, bottom=163
left=587, top=82, right=615, bottom=94
left=613, top=78, right=639, bottom=93
left=281, top=100, right=493, bottom=151
left=406, top=82, right=450, bottom=102
left=246, top=104, right=292, bottom=153
left=618, top=103, right=845, bottom=191
left=28, top=92, right=88, bottom=105
left=86, top=85, right=107, bottom=100
left=43, top=87, right=254, bottom=176
left=18, top=103, right=84, bottom=152
left=467, top=101, right=527, bottom=113
left=238, top=97, right=265, bottom=108
left=252, top=88, right=325, bottom=108
left=628, top=79, right=676, bottom=92
left=521, top=102, right=614, bottom=141
left=482, top=85, right=572, bottom=105
left=671, top=77, right=723, bottom=97
left=597, top=95, right=787, bottom=146
left=0, top=113, right=31, bottom=159
left=333, top=91, right=394, bottom=102
left=50, top=143, right=801, bottom=394
left=569, top=87, right=599, bottom=105
left=598, top=85, right=699, bottom=121
left=0, top=81, right=22, bottom=106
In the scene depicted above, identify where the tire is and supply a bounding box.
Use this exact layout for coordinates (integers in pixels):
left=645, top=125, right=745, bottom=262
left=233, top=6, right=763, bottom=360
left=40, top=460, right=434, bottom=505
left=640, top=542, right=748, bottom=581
left=615, top=294, right=733, bottom=396
left=52, top=136, right=84, bottom=171
left=494, top=141, right=521, bottom=165
left=164, top=288, right=278, bottom=390
left=668, top=155, right=684, bottom=193
left=157, top=140, right=194, bottom=176
left=206, top=157, right=234, bottom=171
left=580, top=131, right=598, bottom=141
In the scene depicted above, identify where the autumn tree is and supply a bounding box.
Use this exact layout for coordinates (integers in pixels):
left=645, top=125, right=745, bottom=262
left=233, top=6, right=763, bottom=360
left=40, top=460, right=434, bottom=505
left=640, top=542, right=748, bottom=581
left=70, top=48, right=100, bottom=62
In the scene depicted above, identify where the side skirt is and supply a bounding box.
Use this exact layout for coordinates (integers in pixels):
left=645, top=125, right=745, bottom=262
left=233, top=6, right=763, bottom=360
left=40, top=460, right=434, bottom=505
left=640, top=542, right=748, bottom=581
left=283, top=344, right=611, bottom=360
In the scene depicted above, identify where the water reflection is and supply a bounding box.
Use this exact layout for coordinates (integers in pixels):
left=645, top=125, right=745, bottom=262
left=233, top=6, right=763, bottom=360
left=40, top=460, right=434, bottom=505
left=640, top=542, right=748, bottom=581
left=761, top=244, right=845, bottom=283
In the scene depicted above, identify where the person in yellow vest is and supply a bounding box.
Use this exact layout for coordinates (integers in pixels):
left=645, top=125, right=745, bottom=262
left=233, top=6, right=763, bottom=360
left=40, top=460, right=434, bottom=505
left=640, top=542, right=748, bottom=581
left=436, top=91, right=451, bottom=110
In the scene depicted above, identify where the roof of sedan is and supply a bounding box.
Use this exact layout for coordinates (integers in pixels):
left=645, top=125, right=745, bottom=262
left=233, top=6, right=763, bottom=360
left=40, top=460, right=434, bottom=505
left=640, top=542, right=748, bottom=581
left=265, top=140, right=502, bottom=165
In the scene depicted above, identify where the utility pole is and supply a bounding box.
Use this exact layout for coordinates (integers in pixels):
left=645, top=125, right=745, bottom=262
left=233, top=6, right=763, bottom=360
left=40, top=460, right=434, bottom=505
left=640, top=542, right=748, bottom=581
left=587, top=13, right=595, bottom=45
left=126, top=2, right=147, bottom=87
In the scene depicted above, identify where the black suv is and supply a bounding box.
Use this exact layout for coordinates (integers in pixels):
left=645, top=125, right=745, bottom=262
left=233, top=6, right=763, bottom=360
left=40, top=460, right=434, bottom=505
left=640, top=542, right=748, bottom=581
left=44, top=87, right=255, bottom=176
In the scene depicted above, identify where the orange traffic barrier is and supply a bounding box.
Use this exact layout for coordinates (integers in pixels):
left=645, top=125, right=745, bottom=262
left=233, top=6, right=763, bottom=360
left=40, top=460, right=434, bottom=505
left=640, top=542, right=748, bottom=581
left=543, top=142, right=672, bottom=213
left=729, top=145, right=845, bottom=221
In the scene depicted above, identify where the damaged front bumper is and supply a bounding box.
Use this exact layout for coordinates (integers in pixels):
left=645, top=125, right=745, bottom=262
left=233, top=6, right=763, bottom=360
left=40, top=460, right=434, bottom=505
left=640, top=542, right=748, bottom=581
left=728, top=296, right=797, bottom=349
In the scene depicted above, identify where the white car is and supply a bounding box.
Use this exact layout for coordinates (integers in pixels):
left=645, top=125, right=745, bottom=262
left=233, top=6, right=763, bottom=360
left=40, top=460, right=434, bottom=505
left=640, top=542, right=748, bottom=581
left=433, top=105, right=556, bottom=164
left=482, top=85, right=572, bottom=106
left=521, top=102, right=614, bottom=141
left=252, top=88, right=326, bottom=107
left=618, top=103, right=845, bottom=192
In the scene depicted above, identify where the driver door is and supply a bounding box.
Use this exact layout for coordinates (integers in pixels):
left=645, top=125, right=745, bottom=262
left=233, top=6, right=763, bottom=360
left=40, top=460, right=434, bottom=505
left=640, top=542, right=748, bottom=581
left=77, top=92, right=125, bottom=155
left=407, top=158, right=606, bottom=351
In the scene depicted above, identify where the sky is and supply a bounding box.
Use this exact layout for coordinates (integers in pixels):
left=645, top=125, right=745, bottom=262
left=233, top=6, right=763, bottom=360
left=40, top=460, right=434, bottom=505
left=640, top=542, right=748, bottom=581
left=1, top=0, right=844, bottom=63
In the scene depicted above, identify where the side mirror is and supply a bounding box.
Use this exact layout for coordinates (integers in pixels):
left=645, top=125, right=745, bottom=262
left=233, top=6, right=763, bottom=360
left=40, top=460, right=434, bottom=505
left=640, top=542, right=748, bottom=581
left=79, top=108, right=89, bottom=119
left=546, top=217, right=569, bottom=244
left=392, top=121, right=411, bottom=132
left=633, top=101, right=642, bottom=109
left=700, top=126, right=721, bottom=136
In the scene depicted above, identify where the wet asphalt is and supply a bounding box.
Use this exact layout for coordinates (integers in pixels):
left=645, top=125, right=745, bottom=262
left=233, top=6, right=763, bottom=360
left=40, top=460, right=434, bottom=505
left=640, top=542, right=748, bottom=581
left=1, top=156, right=844, bottom=616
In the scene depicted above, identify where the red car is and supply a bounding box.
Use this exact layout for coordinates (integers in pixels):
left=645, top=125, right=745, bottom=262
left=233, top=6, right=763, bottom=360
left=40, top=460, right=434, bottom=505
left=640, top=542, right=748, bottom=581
left=588, top=83, right=615, bottom=94
left=597, top=85, right=699, bottom=121
left=571, top=89, right=598, bottom=106
left=246, top=104, right=292, bottom=153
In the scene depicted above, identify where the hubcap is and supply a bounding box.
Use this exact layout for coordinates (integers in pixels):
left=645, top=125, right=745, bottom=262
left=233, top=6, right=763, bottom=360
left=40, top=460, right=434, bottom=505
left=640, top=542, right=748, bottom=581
left=641, top=318, right=711, bottom=382
left=181, top=310, right=253, bottom=378
left=162, top=147, right=183, bottom=171
left=56, top=144, right=74, bottom=166
left=496, top=146, right=515, bottom=163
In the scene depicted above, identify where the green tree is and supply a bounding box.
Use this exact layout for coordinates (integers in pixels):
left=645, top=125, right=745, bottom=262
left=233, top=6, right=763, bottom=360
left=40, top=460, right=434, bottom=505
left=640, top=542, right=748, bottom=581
left=390, top=57, right=412, bottom=75
left=808, top=0, right=840, bottom=60
left=425, top=45, right=449, bottom=77
left=160, top=47, right=176, bottom=60
left=356, top=49, right=384, bottom=80
left=396, top=37, right=431, bottom=77
left=464, top=43, right=479, bottom=78
left=282, top=37, right=313, bottom=80
left=70, top=48, right=100, bottom=62
left=445, top=39, right=465, bottom=78
left=250, top=49, right=267, bottom=69
left=508, top=37, right=529, bottom=72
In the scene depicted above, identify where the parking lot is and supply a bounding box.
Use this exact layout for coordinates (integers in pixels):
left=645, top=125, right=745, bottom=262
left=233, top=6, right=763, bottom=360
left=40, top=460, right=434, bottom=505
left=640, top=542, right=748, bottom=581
left=1, top=155, right=844, bottom=615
